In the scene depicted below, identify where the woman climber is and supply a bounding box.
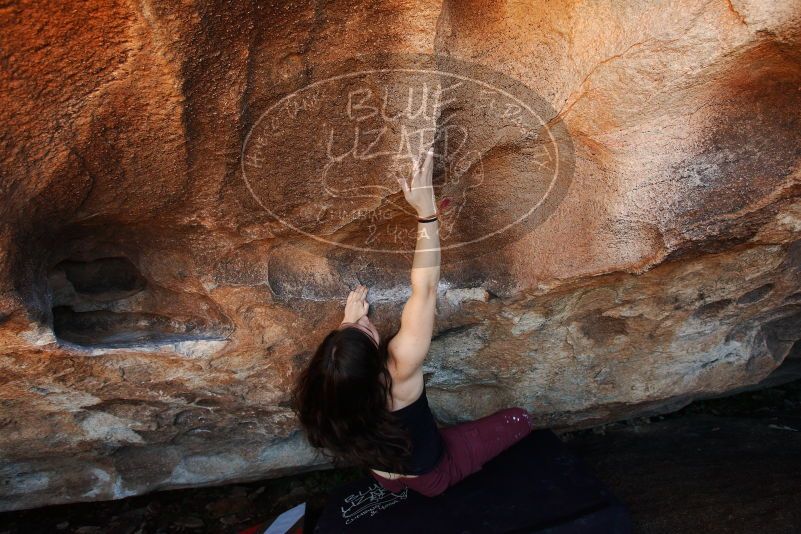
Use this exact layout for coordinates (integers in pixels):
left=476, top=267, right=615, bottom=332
left=291, top=147, right=534, bottom=497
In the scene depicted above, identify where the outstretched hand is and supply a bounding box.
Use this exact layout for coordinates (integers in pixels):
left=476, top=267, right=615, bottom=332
left=342, top=284, right=369, bottom=323
left=397, top=147, right=437, bottom=217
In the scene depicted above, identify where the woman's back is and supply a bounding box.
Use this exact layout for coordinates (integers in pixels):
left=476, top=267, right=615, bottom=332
left=371, top=370, right=444, bottom=478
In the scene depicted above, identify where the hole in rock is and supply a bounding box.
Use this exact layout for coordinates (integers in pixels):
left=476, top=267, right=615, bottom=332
left=48, top=256, right=231, bottom=349
left=52, top=307, right=220, bottom=347
left=758, top=339, right=801, bottom=388
left=788, top=339, right=801, bottom=361
left=761, top=308, right=801, bottom=364
left=54, top=257, right=147, bottom=300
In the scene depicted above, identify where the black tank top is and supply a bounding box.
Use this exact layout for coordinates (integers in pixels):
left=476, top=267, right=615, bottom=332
left=386, top=385, right=444, bottom=475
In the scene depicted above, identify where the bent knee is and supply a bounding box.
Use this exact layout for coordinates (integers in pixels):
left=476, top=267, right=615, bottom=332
left=505, top=407, right=534, bottom=431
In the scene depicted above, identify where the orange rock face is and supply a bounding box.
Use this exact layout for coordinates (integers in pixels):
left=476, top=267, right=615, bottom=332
left=1, top=0, right=800, bottom=510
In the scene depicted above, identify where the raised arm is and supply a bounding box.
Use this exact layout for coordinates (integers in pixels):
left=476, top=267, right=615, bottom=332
left=389, top=148, right=441, bottom=382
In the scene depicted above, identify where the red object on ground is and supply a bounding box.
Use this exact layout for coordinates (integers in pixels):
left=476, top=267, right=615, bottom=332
left=237, top=523, right=268, bottom=534
left=237, top=522, right=303, bottom=534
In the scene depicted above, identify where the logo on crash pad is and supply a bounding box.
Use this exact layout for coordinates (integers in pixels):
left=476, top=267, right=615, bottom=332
left=242, top=53, right=574, bottom=269
left=340, top=482, right=409, bottom=524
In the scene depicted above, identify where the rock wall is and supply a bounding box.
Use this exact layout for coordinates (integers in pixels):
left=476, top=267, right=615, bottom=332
left=1, top=0, right=800, bottom=511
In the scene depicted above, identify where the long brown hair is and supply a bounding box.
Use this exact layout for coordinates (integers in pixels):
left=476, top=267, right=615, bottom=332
left=290, top=326, right=414, bottom=474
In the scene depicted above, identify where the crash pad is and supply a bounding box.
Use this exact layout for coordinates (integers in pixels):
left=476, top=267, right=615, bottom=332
left=313, top=429, right=632, bottom=533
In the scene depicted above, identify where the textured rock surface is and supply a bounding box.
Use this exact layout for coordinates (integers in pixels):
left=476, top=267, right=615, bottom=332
left=1, top=0, right=801, bottom=511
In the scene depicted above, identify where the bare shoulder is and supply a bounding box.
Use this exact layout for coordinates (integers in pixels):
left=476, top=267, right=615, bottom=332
left=387, top=350, right=424, bottom=411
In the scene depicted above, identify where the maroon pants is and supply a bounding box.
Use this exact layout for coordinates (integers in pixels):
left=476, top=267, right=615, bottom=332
left=370, top=407, right=533, bottom=497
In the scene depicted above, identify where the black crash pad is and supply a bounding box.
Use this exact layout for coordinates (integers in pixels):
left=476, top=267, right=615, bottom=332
left=313, top=429, right=632, bottom=533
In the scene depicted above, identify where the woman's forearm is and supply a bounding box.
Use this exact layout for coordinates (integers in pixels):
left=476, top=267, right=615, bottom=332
left=411, top=218, right=440, bottom=293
